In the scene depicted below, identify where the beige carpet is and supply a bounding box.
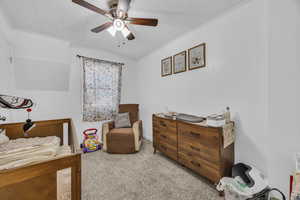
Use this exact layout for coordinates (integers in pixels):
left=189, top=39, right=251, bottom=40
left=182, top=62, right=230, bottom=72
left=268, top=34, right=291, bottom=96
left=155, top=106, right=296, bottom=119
left=82, top=141, right=223, bottom=200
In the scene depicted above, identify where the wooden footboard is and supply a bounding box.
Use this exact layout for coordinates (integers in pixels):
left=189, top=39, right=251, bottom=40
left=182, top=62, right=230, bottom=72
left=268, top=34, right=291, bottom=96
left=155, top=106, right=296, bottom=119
left=0, top=154, right=81, bottom=200
left=0, top=119, right=82, bottom=200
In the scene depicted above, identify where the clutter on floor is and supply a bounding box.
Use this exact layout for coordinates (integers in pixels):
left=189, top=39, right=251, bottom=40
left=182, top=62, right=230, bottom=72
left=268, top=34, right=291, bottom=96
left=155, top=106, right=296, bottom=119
left=217, top=163, right=286, bottom=200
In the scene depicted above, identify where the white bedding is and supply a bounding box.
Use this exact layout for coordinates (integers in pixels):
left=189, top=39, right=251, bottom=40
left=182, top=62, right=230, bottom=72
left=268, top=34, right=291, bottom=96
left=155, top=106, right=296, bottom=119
left=0, top=136, right=72, bottom=170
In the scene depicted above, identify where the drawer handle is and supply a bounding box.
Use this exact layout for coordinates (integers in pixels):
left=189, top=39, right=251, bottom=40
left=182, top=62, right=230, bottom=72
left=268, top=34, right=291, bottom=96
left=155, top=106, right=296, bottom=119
left=160, top=135, right=167, bottom=139
left=191, top=161, right=201, bottom=168
left=160, top=121, right=167, bottom=127
left=190, top=131, right=200, bottom=137
left=190, top=145, right=201, bottom=152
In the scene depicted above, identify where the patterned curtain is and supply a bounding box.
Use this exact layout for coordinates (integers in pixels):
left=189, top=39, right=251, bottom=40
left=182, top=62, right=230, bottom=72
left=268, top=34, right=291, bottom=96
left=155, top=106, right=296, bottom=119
left=81, top=57, right=123, bottom=122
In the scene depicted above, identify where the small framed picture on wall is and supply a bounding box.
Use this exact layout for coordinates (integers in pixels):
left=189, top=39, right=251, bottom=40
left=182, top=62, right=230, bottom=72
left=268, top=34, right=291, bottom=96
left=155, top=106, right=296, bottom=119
left=188, top=43, right=206, bottom=70
left=161, top=57, right=172, bottom=77
left=173, top=51, right=187, bottom=74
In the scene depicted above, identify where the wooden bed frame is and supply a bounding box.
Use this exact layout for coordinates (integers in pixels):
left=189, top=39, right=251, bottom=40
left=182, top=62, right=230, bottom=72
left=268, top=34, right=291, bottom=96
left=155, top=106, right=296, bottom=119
left=0, top=119, right=81, bottom=200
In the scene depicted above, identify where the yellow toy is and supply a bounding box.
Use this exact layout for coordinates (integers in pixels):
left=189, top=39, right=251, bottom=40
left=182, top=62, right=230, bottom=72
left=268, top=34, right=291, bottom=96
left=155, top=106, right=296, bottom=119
left=80, top=129, right=101, bottom=153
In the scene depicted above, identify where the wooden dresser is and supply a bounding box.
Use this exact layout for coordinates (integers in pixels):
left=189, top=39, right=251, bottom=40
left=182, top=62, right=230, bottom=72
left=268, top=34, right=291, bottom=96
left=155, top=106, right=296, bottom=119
left=153, top=114, right=234, bottom=184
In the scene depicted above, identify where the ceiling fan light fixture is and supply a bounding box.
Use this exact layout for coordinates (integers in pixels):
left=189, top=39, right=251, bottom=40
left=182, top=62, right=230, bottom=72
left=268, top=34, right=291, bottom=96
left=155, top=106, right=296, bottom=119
left=107, top=25, right=117, bottom=36
left=113, top=19, right=125, bottom=31
left=72, top=0, right=158, bottom=41
left=121, top=27, right=131, bottom=38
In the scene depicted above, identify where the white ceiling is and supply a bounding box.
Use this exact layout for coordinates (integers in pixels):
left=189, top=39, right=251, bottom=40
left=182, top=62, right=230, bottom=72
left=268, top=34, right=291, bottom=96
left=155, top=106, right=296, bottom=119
left=0, top=0, right=245, bottom=59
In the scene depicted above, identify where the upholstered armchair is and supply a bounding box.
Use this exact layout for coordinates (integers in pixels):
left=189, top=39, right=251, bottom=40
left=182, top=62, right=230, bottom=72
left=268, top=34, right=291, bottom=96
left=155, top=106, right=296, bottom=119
left=102, top=104, right=143, bottom=154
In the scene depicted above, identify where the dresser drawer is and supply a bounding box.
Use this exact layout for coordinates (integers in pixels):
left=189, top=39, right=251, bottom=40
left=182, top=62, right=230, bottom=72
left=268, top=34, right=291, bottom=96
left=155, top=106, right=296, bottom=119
left=178, top=140, right=220, bottom=164
left=178, top=150, right=220, bottom=183
left=153, top=118, right=159, bottom=129
left=178, top=123, right=220, bottom=148
left=158, top=141, right=177, bottom=161
left=158, top=131, right=177, bottom=147
left=157, top=118, right=177, bottom=134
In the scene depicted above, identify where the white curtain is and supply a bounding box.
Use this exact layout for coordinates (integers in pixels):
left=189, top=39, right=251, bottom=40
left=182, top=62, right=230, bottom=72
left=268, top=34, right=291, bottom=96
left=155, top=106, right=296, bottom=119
left=81, top=56, right=123, bottom=122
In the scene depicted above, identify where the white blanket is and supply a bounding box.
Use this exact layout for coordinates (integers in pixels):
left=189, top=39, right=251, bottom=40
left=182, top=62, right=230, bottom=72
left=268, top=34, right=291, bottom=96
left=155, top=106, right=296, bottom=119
left=0, top=136, right=71, bottom=170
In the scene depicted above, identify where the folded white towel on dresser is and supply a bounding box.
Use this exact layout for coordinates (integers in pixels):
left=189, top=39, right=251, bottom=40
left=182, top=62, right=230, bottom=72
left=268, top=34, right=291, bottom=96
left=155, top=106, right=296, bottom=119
left=223, top=122, right=235, bottom=148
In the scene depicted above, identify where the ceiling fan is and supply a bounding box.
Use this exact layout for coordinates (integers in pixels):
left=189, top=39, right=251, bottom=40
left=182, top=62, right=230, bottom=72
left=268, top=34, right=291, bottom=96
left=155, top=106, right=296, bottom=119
left=72, top=0, right=158, bottom=40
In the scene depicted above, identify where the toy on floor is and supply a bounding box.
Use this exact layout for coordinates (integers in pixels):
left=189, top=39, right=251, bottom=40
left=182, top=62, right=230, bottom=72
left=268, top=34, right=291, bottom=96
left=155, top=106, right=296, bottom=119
left=80, top=128, right=101, bottom=153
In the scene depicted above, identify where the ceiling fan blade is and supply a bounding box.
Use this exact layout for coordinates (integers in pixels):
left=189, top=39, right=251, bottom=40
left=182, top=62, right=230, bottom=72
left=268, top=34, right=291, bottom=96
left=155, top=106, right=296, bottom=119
left=72, top=0, right=108, bottom=16
left=126, top=18, right=158, bottom=26
left=91, top=22, right=113, bottom=33
left=118, top=0, right=131, bottom=12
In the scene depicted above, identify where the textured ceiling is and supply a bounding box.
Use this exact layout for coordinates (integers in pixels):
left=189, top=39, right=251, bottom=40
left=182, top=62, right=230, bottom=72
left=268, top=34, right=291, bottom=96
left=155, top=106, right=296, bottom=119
left=0, top=0, right=245, bottom=59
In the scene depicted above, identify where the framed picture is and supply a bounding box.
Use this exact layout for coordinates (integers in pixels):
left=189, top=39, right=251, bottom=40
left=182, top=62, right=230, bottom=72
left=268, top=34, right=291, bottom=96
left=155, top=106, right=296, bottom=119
left=161, top=57, right=172, bottom=77
left=173, top=51, right=187, bottom=74
left=188, top=43, right=206, bottom=70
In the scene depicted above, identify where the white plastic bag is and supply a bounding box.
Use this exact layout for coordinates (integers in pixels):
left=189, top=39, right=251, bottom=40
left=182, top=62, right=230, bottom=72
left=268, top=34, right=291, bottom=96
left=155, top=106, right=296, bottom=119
left=217, top=177, right=253, bottom=200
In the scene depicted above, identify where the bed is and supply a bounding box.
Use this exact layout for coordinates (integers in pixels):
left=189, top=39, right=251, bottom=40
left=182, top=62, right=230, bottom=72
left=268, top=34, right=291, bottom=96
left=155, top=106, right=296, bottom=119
left=0, top=119, right=81, bottom=200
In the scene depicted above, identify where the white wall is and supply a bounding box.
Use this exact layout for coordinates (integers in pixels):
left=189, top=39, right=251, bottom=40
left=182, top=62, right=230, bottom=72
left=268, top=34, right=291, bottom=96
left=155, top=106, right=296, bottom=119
left=132, top=0, right=300, bottom=194
left=0, top=23, right=137, bottom=141
left=0, top=12, right=14, bottom=120
left=5, top=30, right=73, bottom=123
left=0, top=28, right=12, bottom=93
left=0, top=10, right=12, bottom=42
left=267, top=0, right=300, bottom=194
left=134, top=0, right=269, bottom=175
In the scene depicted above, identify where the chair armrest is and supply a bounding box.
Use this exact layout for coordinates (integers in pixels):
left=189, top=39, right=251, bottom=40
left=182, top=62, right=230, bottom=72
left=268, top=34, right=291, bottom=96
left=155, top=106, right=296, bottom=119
left=133, top=120, right=143, bottom=151
left=102, top=121, right=114, bottom=151
left=105, top=121, right=115, bottom=131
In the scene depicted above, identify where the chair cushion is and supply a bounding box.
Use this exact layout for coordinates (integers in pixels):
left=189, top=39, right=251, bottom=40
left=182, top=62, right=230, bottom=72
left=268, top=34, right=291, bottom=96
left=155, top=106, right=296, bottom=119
left=110, top=128, right=133, bottom=135
left=107, top=128, right=135, bottom=154
left=115, top=112, right=131, bottom=128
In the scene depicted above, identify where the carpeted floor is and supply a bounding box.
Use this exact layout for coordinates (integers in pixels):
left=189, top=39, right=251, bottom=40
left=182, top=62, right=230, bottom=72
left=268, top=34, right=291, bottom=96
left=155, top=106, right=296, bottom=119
left=82, top=141, right=223, bottom=200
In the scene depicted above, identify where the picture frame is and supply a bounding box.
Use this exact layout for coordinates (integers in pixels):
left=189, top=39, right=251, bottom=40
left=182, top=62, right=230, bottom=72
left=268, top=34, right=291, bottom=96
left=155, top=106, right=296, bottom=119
left=161, top=57, right=172, bottom=77
left=188, top=43, right=206, bottom=70
left=173, top=51, right=187, bottom=74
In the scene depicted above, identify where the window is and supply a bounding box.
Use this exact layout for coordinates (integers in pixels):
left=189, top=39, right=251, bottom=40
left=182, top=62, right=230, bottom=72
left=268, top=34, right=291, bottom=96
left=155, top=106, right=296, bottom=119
left=81, top=57, right=122, bottom=122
